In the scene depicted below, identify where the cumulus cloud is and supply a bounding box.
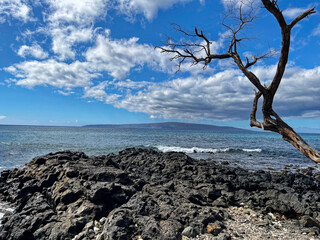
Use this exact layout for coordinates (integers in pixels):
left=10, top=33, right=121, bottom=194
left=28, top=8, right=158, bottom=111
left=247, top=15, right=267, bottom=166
left=114, top=79, right=152, bottom=89
left=115, top=69, right=253, bottom=120
left=0, top=0, right=33, bottom=22
left=5, top=60, right=101, bottom=89
left=220, top=0, right=259, bottom=10
left=44, top=0, right=206, bottom=23
left=116, top=0, right=193, bottom=20
left=42, top=0, right=108, bottom=60
left=6, top=30, right=176, bottom=92
left=274, top=66, right=320, bottom=118
left=83, top=81, right=123, bottom=104
left=83, top=81, right=108, bottom=101
left=45, top=0, right=108, bottom=25
left=6, top=0, right=208, bottom=62
left=113, top=65, right=320, bottom=120
left=17, top=43, right=48, bottom=59
left=50, top=26, right=93, bottom=60
left=0, top=116, right=7, bottom=120
left=85, top=32, right=175, bottom=79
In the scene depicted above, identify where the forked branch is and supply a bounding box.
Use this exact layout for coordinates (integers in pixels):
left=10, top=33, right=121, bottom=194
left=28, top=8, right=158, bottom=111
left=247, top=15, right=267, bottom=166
left=157, top=26, right=232, bottom=71
left=245, top=50, right=276, bottom=69
left=261, top=0, right=316, bottom=98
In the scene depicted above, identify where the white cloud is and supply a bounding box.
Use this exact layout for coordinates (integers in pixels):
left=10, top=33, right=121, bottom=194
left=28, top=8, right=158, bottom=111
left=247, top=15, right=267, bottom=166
left=6, top=30, right=176, bottom=93
left=312, top=24, right=320, bottom=36
left=43, top=0, right=205, bottom=24
left=116, top=0, right=192, bottom=20
left=5, top=59, right=100, bottom=89
left=115, top=69, right=253, bottom=120
left=45, top=0, right=108, bottom=25
left=0, top=116, right=7, bottom=120
left=113, top=65, right=320, bottom=120
left=274, top=66, right=320, bottom=118
left=220, top=0, right=259, bottom=10
left=300, top=111, right=320, bottom=119
left=57, top=90, right=75, bottom=96
left=43, top=0, right=108, bottom=60
left=50, top=26, right=93, bottom=60
left=83, top=82, right=121, bottom=104
left=85, top=33, right=175, bottom=79
left=83, top=81, right=108, bottom=101
left=17, top=43, right=48, bottom=59
left=0, top=0, right=33, bottom=22
left=114, top=79, right=152, bottom=89
left=283, top=7, right=309, bottom=20
left=5, top=0, right=209, bottom=62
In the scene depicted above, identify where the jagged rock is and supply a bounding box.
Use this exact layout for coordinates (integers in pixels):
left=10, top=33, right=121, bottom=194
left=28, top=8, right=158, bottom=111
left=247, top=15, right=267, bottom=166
left=0, top=148, right=320, bottom=239
left=182, top=226, right=197, bottom=238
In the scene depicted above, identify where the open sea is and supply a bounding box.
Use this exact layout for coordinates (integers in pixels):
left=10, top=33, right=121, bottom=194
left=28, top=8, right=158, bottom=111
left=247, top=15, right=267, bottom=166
left=0, top=125, right=320, bottom=172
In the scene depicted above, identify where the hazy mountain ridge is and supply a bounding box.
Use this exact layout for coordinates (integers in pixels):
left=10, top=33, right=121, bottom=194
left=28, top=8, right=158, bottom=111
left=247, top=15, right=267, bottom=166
left=82, top=122, right=253, bottom=133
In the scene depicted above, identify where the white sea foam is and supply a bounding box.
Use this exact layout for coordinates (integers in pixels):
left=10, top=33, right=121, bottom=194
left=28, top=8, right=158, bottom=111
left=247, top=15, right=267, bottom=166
left=0, top=202, right=14, bottom=212
left=0, top=201, right=14, bottom=227
left=243, top=148, right=262, bottom=153
left=155, top=146, right=262, bottom=154
left=7, top=152, right=21, bottom=156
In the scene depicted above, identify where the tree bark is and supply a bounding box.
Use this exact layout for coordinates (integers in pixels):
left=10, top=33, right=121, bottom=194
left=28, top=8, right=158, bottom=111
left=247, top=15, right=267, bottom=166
left=258, top=1, right=320, bottom=164
left=281, top=127, right=320, bottom=163
left=250, top=91, right=320, bottom=164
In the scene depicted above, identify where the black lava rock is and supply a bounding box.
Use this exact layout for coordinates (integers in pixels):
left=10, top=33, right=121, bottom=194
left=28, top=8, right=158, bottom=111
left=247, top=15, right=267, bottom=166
left=0, top=148, right=320, bottom=239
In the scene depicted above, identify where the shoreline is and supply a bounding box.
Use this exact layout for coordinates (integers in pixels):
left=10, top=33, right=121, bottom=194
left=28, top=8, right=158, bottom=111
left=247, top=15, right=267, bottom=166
left=0, top=148, right=320, bottom=239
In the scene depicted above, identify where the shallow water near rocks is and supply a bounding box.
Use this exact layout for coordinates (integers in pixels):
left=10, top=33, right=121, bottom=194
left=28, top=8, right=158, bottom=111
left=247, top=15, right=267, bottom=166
left=0, top=125, right=319, bottom=171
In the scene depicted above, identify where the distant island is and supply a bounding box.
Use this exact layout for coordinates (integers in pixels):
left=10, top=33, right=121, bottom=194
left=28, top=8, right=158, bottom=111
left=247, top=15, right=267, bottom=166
left=82, top=122, right=253, bottom=133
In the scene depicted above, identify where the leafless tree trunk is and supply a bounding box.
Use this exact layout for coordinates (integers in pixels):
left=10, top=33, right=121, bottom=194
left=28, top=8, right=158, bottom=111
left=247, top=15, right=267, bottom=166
left=157, top=0, right=320, bottom=164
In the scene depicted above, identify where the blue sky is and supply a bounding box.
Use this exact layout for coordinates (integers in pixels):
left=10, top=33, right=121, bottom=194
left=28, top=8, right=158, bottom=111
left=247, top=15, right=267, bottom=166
left=0, top=0, right=319, bottom=132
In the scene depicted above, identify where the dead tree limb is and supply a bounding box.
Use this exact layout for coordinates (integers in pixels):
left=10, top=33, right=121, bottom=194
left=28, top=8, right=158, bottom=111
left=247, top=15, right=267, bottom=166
left=157, top=0, right=320, bottom=164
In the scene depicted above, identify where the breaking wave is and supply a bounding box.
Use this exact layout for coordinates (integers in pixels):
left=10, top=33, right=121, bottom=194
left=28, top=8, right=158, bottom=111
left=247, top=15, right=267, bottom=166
left=154, top=146, right=262, bottom=154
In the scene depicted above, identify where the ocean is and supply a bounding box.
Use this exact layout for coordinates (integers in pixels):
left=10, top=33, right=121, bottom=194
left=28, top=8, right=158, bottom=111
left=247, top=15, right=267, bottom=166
left=0, top=125, right=320, bottom=172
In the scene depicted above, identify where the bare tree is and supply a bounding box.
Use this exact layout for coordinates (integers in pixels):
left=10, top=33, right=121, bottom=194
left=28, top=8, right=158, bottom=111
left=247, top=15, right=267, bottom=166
left=157, top=0, right=320, bottom=164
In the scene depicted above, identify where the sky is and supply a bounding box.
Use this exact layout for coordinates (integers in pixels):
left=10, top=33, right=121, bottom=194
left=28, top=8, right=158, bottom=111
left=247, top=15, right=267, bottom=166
left=0, top=0, right=319, bottom=133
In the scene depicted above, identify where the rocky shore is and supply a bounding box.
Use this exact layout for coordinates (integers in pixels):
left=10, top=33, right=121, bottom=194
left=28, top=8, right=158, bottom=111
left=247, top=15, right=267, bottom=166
left=0, top=148, right=320, bottom=240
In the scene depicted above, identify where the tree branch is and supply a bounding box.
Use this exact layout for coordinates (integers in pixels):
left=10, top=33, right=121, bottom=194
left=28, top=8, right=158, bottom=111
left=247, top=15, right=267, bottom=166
left=156, top=25, right=233, bottom=70
left=261, top=0, right=286, bottom=28
left=244, top=50, right=276, bottom=69
left=261, top=1, right=317, bottom=101
left=222, top=4, right=256, bottom=54
left=250, top=90, right=263, bottom=128
left=232, top=53, right=266, bottom=94
left=288, top=7, right=316, bottom=30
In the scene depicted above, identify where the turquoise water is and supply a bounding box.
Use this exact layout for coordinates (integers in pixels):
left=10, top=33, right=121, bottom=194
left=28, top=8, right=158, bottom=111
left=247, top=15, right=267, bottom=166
left=0, top=125, right=320, bottom=171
